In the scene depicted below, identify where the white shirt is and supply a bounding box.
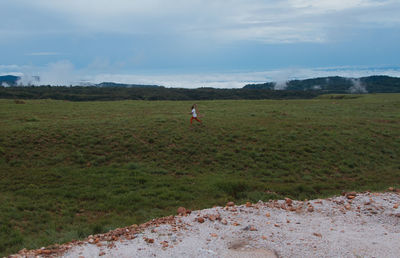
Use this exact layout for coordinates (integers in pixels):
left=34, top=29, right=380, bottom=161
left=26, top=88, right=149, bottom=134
left=191, top=108, right=197, bottom=117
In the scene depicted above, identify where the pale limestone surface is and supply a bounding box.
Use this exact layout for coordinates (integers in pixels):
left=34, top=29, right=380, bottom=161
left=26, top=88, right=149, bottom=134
left=57, top=192, right=400, bottom=258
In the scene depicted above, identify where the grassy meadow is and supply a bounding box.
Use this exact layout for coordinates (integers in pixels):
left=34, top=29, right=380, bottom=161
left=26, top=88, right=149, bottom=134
left=0, top=94, right=399, bottom=255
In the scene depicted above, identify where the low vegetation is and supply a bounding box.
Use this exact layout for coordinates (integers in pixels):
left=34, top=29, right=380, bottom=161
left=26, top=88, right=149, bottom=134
left=244, top=75, right=400, bottom=93
left=0, top=86, right=320, bottom=101
left=0, top=94, right=399, bottom=256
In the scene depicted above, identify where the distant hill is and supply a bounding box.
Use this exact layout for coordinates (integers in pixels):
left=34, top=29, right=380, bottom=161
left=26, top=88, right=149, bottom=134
left=0, top=75, right=19, bottom=86
left=0, top=75, right=161, bottom=88
left=243, top=75, right=400, bottom=93
left=96, top=82, right=161, bottom=88
left=0, top=75, right=41, bottom=86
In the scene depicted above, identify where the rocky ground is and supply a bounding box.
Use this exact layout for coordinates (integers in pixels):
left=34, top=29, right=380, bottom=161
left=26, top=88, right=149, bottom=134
left=10, top=190, right=400, bottom=258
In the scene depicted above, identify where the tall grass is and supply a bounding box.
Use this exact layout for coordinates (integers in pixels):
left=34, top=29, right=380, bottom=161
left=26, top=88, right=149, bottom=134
left=0, top=94, right=399, bottom=256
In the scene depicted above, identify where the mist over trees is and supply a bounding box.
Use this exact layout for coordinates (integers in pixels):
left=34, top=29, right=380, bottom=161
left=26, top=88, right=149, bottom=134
left=1, top=75, right=399, bottom=101
left=243, top=75, right=400, bottom=93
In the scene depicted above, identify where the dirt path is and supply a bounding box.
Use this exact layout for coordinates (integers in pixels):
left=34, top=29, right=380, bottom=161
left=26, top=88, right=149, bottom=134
left=12, top=192, right=400, bottom=258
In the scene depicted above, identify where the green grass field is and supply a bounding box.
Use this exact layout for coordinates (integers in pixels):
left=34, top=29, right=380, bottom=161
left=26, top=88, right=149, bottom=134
left=0, top=94, right=399, bottom=256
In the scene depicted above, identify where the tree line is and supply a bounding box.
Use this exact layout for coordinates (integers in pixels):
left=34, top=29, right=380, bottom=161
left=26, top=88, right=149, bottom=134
left=1, top=75, right=399, bottom=101
left=0, top=86, right=321, bottom=101
left=244, top=75, right=400, bottom=93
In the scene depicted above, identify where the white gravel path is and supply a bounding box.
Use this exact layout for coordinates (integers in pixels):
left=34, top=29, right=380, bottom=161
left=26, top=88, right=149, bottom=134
left=13, top=192, right=400, bottom=258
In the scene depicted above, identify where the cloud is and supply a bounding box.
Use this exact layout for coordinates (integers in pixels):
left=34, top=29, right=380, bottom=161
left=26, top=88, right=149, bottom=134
left=27, top=52, right=62, bottom=56
left=4, top=0, right=400, bottom=43
left=17, top=75, right=39, bottom=86
left=27, top=60, right=79, bottom=86
left=2, top=1, right=399, bottom=79
left=3, top=60, right=400, bottom=88
left=86, top=65, right=400, bottom=88
left=0, top=64, right=22, bottom=71
left=349, top=78, right=368, bottom=93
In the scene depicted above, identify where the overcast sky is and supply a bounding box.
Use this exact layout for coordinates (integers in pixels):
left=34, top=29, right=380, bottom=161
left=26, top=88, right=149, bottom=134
left=1, top=0, right=400, bottom=87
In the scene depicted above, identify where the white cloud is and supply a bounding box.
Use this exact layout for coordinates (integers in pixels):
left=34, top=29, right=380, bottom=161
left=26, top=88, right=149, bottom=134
left=35, top=60, right=79, bottom=86
left=349, top=78, right=368, bottom=93
left=3, top=60, right=400, bottom=88
left=0, top=64, right=21, bottom=70
left=86, top=66, right=400, bottom=88
left=27, top=52, right=62, bottom=56
left=5, top=0, right=399, bottom=43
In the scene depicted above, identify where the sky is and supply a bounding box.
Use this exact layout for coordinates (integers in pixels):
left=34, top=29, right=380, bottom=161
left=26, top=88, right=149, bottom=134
left=1, top=0, right=400, bottom=88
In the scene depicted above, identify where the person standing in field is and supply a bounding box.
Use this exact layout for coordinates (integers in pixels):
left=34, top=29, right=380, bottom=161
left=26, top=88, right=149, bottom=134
left=190, top=104, right=202, bottom=125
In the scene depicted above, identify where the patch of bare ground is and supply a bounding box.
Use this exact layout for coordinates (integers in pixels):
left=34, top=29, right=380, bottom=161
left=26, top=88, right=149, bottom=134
left=11, top=189, right=400, bottom=258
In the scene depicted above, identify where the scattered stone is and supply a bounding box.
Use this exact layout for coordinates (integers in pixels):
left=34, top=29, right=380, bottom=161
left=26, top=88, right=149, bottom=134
left=250, top=226, right=257, bottom=231
left=307, top=206, right=314, bottom=212
left=242, top=225, right=250, bottom=231
left=221, top=219, right=228, bottom=225
left=177, top=207, right=187, bottom=215
left=394, top=204, right=399, bottom=209
left=346, top=192, right=357, bottom=199
left=207, top=215, right=214, bottom=221
left=313, top=233, right=322, bottom=238
left=227, top=202, right=235, bottom=207
left=197, top=217, right=205, bottom=223
left=99, top=251, right=106, bottom=256
left=144, top=238, right=154, bottom=244
left=265, top=212, right=271, bottom=217
left=285, top=198, right=293, bottom=206
left=274, top=224, right=280, bottom=227
left=40, top=250, right=52, bottom=255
